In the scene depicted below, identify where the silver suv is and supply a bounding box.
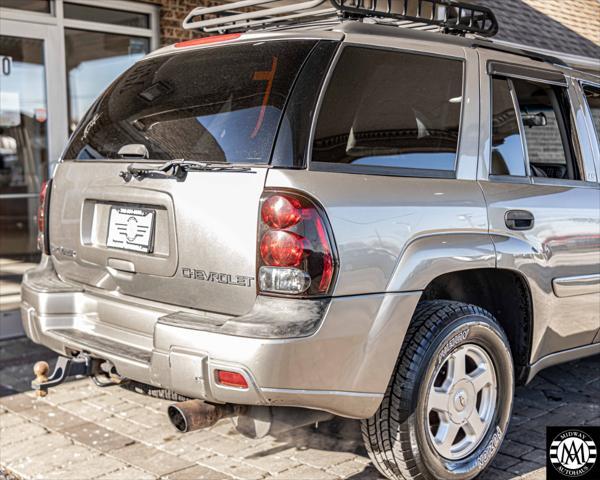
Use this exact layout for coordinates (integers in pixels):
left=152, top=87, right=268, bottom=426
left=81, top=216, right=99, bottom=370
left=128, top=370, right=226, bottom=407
left=21, top=1, right=600, bottom=479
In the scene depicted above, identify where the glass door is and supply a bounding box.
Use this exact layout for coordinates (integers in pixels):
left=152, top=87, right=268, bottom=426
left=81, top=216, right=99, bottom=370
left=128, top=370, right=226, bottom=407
left=0, top=20, right=64, bottom=260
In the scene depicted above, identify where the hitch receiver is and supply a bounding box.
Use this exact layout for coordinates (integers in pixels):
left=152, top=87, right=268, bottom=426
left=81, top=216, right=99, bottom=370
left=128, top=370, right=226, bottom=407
left=32, top=355, right=93, bottom=397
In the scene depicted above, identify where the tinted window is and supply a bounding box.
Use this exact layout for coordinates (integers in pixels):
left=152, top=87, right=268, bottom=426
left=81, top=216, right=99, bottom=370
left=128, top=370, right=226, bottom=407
left=583, top=85, right=600, bottom=146
left=490, top=78, right=526, bottom=176
left=312, top=47, right=463, bottom=174
left=512, top=78, right=580, bottom=180
left=64, top=41, right=316, bottom=163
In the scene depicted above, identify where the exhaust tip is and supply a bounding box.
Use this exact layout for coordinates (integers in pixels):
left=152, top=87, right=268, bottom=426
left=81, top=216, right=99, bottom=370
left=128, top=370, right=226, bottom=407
left=168, top=404, right=188, bottom=432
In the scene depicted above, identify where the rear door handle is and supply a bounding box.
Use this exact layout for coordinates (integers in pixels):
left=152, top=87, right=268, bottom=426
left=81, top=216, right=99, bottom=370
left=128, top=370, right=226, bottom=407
left=505, top=210, right=534, bottom=230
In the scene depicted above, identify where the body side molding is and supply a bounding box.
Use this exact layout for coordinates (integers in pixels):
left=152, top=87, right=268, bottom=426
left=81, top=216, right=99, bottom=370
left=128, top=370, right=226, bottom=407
left=552, top=274, right=600, bottom=297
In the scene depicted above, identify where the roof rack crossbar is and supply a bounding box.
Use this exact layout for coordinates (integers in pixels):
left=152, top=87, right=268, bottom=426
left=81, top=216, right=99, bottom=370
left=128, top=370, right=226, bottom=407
left=183, top=0, right=498, bottom=38
left=183, top=0, right=331, bottom=31
left=201, top=7, right=337, bottom=33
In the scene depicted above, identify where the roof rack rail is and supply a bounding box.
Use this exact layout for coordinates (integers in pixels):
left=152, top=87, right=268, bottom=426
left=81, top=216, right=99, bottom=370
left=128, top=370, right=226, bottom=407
left=333, top=1, right=498, bottom=37
left=183, top=0, right=499, bottom=38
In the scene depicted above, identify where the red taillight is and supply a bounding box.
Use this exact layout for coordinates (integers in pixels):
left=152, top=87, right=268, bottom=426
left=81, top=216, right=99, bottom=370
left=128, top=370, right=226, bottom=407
left=258, top=191, right=337, bottom=296
left=174, top=33, right=241, bottom=48
left=261, top=195, right=302, bottom=229
left=216, top=370, right=248, bottom=389
left=260, top=230, right=305, bottom=267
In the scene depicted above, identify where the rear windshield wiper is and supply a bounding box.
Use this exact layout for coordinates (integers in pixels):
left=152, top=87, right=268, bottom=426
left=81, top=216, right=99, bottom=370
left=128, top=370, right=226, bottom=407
left=120, top=160, right=254, bottom=181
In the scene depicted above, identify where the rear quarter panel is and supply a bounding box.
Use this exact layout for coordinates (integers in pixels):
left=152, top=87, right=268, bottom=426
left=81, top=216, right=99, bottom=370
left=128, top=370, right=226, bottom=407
left=265, top=169, right=492, bottom=296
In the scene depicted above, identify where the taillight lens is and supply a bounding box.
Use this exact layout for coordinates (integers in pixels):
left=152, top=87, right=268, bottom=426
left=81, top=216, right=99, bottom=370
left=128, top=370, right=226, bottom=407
left=37, top=180, right=50, bottom=254
left=261, top=195, right=302, bottom=229
left=258, top=191, right=337, bottom=296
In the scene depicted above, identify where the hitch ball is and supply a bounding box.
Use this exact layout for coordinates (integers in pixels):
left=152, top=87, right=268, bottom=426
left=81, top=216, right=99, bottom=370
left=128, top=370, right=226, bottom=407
left=33, top=361, right=50, bottom=397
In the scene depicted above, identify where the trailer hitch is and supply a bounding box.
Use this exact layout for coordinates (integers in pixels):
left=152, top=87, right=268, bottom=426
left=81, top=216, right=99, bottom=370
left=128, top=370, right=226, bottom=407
left=32, top=355, right=94, bottom=397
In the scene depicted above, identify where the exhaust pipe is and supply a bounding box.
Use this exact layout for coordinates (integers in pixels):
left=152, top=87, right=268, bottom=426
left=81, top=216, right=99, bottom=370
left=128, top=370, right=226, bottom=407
left=168, top=400, right=246, bottom=432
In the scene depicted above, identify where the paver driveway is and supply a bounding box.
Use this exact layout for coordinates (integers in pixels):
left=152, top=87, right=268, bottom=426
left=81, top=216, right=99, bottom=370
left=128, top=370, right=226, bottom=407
left=1, top=338, right=599, bottom=480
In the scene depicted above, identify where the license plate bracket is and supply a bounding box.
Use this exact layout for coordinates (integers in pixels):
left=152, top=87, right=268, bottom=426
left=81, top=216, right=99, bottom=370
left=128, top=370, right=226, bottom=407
left=106, top=206, right=155, bottom=253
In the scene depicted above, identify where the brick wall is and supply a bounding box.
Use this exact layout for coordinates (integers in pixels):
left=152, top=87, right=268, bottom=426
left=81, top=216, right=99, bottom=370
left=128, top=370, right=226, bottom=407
left=523, top=112, right=565, bottom=166
left=140, top=0, right=212, bottom=46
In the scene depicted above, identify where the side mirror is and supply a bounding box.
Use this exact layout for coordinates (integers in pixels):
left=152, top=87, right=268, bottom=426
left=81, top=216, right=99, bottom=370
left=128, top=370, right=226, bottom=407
left=522, top=112, right=547, bottom=127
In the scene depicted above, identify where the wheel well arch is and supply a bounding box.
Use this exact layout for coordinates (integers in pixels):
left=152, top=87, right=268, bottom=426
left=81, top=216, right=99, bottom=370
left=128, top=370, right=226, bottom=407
left=420, top=268, right=533, bottom=384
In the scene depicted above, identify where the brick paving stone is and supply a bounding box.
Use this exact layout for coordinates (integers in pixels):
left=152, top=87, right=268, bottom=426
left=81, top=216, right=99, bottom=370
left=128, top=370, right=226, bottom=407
left=0, top=421, right=48, bottom=448
left=520, top=448, right=546, bottom=464
left=201, top=435, right=254, bottom=457
left=126, top=424, right=180, bottom=447
left=1, top=432, right=72, bottom=465
left=496, top=439, right=534, bottom=459
left=506, top=461, right=545, bottom=476
left=110, top=442, right=192, bottom=476
left=96, top=466, right=157, bottom=480
left=293, top=447, right=359, bottom=468
left=480, top=467, right=515, bottom=480
left=17, top=403, right=88, bottom=432
left=43, top=454, right=127, bottom=480
left=57, top=400, right=109, bottom=423
left=506, top=428, right=546, bottom=450
left=273, top=464, right=339, bottom=480
left=100, top=415, right=152, bottom=438
left=241, top=447, right=300, bottom=474
left=6, top=444, right=96, bottom=478
left=519, top=468, right=545, bottom=480
left=61, top=422, right=135, bottom=452
left=198, top=454, right=268, bottom=480
left=39, top=386, right=99, bottom=406
left=0, top=411, right=27, bottom=429
left=326, top=459, right=373, bottom=478
left=119, top=408, right=168, bottom=429
left=162, top=464, right=234, bottom=480
left=0, top=394, right=41, bottom=413
left=491, top=453, right=521, bottom=470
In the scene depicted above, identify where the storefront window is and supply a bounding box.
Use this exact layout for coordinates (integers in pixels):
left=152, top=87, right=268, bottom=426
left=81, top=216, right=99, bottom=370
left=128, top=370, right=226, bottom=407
left=0, top=35, right=48, bottom=258
left=0, top=0, right=52, bottom=13
left=65, top=28, right=150, bottom=131
left=64, top=3, right=150, bottom=28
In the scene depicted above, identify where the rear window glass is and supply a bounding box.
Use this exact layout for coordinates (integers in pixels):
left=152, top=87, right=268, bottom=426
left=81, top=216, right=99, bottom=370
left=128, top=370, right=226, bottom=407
left=63, top=40, right=316, bottom=163
left=312, top=46, right=463, bottom=174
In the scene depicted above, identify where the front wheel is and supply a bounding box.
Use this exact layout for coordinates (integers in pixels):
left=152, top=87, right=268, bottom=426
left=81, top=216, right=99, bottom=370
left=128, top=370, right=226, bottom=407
left=362, top=300, right=514, bottom=480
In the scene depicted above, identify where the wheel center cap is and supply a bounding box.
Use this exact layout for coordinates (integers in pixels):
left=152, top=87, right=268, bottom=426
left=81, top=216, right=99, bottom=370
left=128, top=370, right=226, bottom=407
left=454, top=390, right=467, bottom=411
left=448, top=380, right=476, bottom=424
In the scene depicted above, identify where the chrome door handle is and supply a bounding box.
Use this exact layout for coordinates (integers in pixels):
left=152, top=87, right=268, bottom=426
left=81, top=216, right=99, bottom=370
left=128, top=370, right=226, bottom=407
left=505, top=210, right=534, bottom=230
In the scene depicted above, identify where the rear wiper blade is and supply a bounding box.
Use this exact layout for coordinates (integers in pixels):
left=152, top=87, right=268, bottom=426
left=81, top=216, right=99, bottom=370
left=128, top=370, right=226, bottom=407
left=120, top=160, right=253, bottom=181
left=163, top=160, right=253, bottom=174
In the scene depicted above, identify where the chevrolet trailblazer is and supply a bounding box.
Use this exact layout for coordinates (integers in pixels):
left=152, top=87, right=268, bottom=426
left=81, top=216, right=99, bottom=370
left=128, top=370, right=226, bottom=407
left=21, top=1, right=600, bottom=479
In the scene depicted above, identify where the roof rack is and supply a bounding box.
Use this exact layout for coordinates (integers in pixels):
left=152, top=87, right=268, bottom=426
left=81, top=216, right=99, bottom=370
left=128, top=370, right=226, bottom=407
left=183, top=0, right=499, bottom=37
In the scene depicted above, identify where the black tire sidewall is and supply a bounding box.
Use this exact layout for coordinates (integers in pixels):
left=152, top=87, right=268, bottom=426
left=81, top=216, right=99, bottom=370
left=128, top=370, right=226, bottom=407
left=411, top=314, right=514, bottom=480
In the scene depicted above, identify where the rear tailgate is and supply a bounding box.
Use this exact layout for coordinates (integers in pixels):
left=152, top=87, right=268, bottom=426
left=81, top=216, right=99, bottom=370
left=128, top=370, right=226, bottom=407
left=48, top=38, right=320, bottom=316
left=49, top=163, right=265, bottom=315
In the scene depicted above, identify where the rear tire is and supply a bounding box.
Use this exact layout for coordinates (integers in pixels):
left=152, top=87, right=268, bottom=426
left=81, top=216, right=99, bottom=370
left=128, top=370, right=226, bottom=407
left=361, top=300, right=514, bottom=480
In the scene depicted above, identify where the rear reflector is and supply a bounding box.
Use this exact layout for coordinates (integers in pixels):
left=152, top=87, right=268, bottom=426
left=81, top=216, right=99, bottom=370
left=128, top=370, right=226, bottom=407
left=174, top=33, right=241, bottom=48
left=216, top=370, right=248, bottom=389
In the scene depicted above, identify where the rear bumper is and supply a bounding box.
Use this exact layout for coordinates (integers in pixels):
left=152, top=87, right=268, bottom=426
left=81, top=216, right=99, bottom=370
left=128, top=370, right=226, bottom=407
left=21, top=258, right=421, bottom=418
